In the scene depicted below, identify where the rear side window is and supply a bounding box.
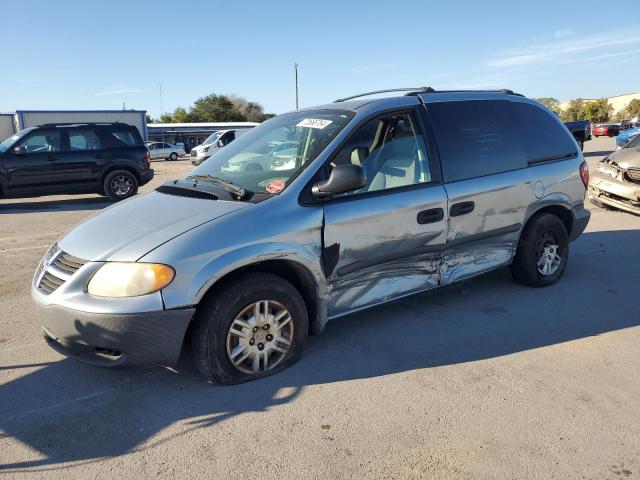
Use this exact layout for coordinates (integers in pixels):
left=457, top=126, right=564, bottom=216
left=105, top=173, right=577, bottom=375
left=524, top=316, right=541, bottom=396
left=427, top=100, right=526, bottom=183
left=103, top=127, right=142, bottom=147
left=69, top=129, right=102, bottom=151
left=511, top=102, right=577, bottom=162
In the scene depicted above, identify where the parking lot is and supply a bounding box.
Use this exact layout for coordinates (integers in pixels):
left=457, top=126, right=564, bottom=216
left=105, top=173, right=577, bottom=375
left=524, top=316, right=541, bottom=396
left=0, top=137, right=638, bottom=479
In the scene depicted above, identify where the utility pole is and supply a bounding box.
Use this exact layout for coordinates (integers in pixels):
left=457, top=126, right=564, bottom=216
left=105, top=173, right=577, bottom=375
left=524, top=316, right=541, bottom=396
left=294, top=62, right=299, bottom=110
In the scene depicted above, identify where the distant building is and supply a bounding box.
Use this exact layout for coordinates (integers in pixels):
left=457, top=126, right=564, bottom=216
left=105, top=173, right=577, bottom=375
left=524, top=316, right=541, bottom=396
left=559, top=92, right=640, bottom=117
left=0, top=110, right=147, bottom=141
left=147, top=122, right=260, bottom=151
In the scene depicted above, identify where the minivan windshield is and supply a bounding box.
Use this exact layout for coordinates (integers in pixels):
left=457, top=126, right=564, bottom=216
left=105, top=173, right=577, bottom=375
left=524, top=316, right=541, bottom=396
left=181, top=110, right=354, bottom=196
left=0, top=128, right=34, bottom=153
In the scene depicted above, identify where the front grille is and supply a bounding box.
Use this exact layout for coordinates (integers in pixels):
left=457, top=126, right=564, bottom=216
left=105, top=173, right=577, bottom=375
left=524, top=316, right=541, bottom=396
left=37, top=249, right=88, bottom=295
left=52, top=252, right=87, bottom=275
left=39, top=271, right=65, bottom=294
left=626, top=167, right=640, bottom=182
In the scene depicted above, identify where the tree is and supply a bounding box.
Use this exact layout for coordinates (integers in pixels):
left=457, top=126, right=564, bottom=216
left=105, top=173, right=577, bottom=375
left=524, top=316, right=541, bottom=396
left=561, top=99, right=585, bottom=122
left=579, top=98, right=613, bottom=124
left=172, top=107, right=191, bottom=123
left=228, top=95, right=268, bottom=122
left=535, top=97, right=561, bottom=115
left=625, top=98, right=640, bottom=119
left=158, top=112, right=174, bottom=123
left=145, top=114, right=154, bottom=123
left=189, top=94, right=245, bottom=122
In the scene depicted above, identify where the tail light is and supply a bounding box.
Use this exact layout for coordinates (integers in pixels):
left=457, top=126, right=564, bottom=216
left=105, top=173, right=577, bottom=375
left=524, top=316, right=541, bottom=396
left=579, top=161, right=589, bottom=189
left=145, top=150, right=151, bottom=168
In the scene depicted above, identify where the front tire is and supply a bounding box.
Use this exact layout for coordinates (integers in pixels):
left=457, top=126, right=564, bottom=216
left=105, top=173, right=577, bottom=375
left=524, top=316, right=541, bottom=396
left=103, top=170, right=139, bottom=202
left=510, top=213, right=569, bottom=287
left=169, top=152, right=178, bottom=161
left=191, top=273, right=309, bottom=384
left=576, top=138, right=584, bottom=151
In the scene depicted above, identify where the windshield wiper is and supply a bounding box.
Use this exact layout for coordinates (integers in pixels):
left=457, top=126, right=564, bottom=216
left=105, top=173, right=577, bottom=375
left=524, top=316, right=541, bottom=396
left=186, top=174, right=247, bottom=199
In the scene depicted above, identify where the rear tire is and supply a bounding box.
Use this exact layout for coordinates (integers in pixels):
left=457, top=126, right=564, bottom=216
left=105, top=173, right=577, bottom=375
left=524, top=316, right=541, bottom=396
left=103, top=170, right=139, bottom=202
left=576, top=138, right=584, bottom=151
left=191, top=272, right=309, bottom=384
left=169, top=152, right=178, bottom=161
left=510, top=213, right=569, bottom=287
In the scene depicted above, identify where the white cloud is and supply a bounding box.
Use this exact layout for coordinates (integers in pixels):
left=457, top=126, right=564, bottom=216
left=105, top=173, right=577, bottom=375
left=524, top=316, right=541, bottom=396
left=93, top=88, right=141, bottom=97
left=487, top=28, right=640, bottom=68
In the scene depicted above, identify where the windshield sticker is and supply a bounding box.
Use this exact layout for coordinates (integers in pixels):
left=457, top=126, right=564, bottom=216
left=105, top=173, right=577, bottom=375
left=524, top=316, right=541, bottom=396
left=265, top=179, right=286, bottom=194
left=296, top=118, right=333, bottom=129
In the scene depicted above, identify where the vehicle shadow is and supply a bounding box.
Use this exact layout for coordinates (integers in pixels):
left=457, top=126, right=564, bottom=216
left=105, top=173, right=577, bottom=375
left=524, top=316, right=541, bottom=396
left=0, top=197, right=110, bottom=214
left=583, top=150, right=613, bottom=158
left=1, top=229, right=639, bottom=472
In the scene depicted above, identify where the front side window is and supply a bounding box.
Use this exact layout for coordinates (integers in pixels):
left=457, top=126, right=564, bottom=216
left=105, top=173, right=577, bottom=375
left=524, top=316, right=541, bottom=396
left=18, top=130, right=61, bottom=154
left=329, top=111, right=431, bottom=195
left=0, top=128, right=34, bottom=153
left=69, top=129, right=102, bottom=151
left=182, top=110, right=354, bottom=195
left=428, top=100, right=526, bottom=183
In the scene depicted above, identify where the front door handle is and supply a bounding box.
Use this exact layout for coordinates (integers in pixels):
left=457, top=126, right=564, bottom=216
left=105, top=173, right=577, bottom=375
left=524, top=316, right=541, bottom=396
left=450, top=201, right=475, bottom=217
left=47, top=155, right=58, bottom=161
left=417, top=208, right=444, bottom=224
left=94, top=154, right=104, bottom=159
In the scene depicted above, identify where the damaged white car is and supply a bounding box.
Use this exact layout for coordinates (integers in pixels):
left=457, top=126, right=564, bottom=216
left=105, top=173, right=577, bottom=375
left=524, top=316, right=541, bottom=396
left=589, top=133, right=640, bottom=215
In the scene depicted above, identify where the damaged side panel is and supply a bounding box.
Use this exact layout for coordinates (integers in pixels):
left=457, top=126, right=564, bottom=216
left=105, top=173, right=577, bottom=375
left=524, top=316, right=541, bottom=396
left=328, top=252, right=440, bottom=318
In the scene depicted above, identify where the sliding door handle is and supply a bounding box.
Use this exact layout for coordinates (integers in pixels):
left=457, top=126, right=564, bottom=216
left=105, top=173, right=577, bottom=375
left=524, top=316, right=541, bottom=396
left=450, top=201, right=475, bottom=217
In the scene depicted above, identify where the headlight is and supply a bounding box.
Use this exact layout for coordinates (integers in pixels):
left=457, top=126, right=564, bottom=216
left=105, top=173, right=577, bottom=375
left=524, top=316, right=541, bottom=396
left=203, top=146, right=210, bottom=153
left=88, top=263, right=175, bottom=297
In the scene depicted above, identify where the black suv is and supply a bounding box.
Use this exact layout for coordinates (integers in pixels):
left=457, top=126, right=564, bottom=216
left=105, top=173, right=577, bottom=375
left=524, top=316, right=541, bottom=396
left=0, top=123, right=154, bottom=201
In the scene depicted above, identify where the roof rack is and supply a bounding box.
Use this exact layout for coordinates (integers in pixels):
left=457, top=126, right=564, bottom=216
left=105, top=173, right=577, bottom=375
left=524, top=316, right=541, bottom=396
left=334, top=87, right=434, bottom=102
left=422, top=89, right=525, bottom=97
left=333, top=87, right=523, bottom=103
left=36, top=122, right=125, bottom=128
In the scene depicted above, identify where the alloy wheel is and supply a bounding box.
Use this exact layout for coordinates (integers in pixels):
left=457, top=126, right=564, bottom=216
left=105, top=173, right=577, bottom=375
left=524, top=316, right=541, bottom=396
left=110, top=175, right=133, bottom=197
left=536, top=231, right=562, bottom=276
left=226, top=300, right=293, bottom=375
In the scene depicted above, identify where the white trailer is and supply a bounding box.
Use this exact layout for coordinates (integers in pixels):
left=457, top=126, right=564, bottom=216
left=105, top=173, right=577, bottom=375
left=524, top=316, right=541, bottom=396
left=14, top=110, right=147, bottom=140
left=0, top=114, right=15, bottom=141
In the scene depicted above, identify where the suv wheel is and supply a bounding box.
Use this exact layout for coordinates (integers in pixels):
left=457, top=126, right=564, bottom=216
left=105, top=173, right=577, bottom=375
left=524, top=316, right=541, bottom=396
left=576, top=138, right=584, bottom=151
left=169, top=152, right=178, bottom=161
left=510, top=213, right=569, bottom=287
left=103, top=170, right=139, bottom=202
left=191, top=273, right=309, bottom=384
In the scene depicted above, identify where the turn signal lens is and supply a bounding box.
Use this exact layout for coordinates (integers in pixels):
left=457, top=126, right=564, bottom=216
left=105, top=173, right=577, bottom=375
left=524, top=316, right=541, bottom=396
left=88, top=263, right=175, bottom=297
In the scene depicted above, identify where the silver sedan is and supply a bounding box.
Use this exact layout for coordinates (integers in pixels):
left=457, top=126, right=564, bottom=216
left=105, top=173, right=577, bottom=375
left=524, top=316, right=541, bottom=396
left=145, top=142, right=186, bottom=161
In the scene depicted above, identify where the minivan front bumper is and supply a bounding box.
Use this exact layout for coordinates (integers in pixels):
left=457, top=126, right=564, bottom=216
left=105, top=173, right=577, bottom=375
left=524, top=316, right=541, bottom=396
left=35, top=302, right=194, bottom=367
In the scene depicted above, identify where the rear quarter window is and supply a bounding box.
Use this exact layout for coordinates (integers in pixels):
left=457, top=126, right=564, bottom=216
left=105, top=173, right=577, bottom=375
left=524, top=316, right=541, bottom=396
left=102, top=127, right=143, bottom=147
left=511, top=102, right=577, bottom=162
left=427, top=100, right=526, bottom=183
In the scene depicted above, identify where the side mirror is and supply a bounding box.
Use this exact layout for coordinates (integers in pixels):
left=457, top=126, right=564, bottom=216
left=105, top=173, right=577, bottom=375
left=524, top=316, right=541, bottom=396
left=216, top=140, right=224, bottom=147
left=312, top=164, right=367, bottom=198
left=13, top=145, right=26, bottom=155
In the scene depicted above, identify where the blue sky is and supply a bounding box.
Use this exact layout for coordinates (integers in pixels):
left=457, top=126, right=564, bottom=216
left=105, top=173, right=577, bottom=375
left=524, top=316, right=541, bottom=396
left=2, top=0, right=639, bottom=118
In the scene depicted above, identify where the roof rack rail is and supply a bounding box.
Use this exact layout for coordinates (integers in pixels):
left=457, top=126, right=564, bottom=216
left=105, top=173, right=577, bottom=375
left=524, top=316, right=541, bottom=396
left=420, top=89, right=525, bottom=97
left=334, top=87, right=434, bottom=103
left=36, top=121, right=124, bottom=128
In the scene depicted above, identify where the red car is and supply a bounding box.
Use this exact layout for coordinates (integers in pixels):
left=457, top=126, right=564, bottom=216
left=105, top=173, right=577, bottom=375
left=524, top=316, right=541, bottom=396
left=593, top=124, right=620, bottom=137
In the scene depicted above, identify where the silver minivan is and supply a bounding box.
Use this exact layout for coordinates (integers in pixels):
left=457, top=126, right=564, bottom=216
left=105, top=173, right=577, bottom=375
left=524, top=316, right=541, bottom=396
left=32, top=88, right=591, bottom=384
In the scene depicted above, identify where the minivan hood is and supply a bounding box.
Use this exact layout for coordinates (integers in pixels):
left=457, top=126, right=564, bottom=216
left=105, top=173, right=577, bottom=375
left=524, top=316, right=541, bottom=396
left=58, top=191, right=248, bottom=262
left=610, top=147, right=640, bottom=169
